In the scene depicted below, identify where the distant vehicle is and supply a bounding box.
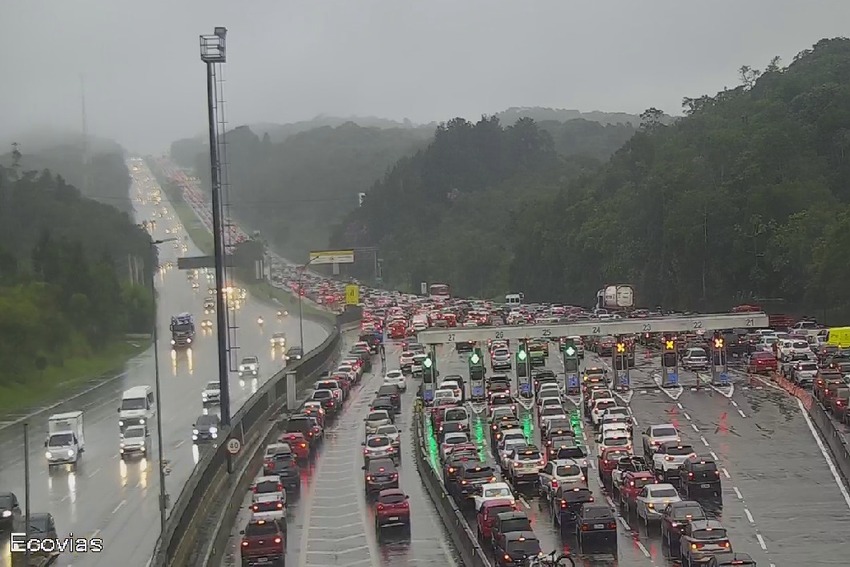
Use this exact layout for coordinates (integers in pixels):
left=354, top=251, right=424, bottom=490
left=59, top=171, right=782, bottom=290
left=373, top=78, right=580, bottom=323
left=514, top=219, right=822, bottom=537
left=45, top=412, right=85, bottom=469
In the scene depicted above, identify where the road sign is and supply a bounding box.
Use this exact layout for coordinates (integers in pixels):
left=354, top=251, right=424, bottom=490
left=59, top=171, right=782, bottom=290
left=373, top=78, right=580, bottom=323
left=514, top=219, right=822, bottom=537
left=665, top=371, right=679, bottom=387
left=345, top=284, right=360, bottom=305
left=226, top=438, right=241, bottom=455
left=416, top=312, right=769, bottom=344
left=519, top=382, right=532, bottom=397
left=177, top=255, right=235, bottom=270
left=618, top=372, right=629, bottom=388
left=309, top=249, right=355, bottom=265
left=567, top=375, right=579, bottom=388
left=718, top=372, right=729, bottom=386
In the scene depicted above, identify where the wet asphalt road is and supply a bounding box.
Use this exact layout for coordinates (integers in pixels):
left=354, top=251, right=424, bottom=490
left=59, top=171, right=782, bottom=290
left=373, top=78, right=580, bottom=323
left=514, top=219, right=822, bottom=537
left=220, top=342, right=461, bottom=567
left=0, top=160, right=328, bottom=567
left=425, top=342, right=850, bottom=566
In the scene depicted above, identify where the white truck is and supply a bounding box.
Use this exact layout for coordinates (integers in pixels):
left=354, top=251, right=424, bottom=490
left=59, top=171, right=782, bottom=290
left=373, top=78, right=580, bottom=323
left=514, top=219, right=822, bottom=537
left=45, top=411, right=85, bottom=469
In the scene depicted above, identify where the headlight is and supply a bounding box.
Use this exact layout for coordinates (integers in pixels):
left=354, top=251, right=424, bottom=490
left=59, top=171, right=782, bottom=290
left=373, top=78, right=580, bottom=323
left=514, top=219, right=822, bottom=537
left=139, top=419, right=145, bottom=425
left=209, top=427, right=218, bottom=434
left=1, top=511, right=10, bottom=518
left=120, top=442, right=125, bottom=448
left=171, top=339, right=176, bottom=345
left=193, top=429, right=199, bottom=435
left=202, top=394, right=208, bottom=400
left=45, top=452, right=52, bottom=459
left=187, top=338, right=192, bottom=344
left=118, top=420, right=124, bottom=426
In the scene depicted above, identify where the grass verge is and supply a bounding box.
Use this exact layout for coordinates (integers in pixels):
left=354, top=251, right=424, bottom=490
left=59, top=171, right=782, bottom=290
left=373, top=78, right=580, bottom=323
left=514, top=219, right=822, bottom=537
left=0, top=339, right=151, bottom=418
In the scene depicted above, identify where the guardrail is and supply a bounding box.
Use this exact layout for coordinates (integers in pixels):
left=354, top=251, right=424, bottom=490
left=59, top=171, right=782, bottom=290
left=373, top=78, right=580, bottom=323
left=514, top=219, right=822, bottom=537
left=412, top=412, right=492, bottom=567
left=804, top=399, right=850, bottom=487
left=149, top=313, right=357, bottom=566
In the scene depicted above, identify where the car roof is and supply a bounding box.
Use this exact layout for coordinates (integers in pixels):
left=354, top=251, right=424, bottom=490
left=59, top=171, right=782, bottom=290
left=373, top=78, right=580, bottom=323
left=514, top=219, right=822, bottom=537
left=367, top=458, right=396, bottom=471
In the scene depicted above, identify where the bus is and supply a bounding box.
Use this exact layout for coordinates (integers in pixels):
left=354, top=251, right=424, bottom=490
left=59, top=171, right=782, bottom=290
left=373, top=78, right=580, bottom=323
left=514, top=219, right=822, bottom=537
left=429, top=283, right=450, bottom=300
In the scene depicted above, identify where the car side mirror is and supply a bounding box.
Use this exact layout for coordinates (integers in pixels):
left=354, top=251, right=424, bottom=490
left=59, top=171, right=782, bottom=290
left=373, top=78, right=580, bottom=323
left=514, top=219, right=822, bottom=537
left=43, top=440, right=48, bottom=448
left=192, top=424, right=196, bottom=428
left=361, top=442, right=365, bottom=446
left=117, top=408, right=121, bottom=413
left=405, top=495, right=410, bottom=500
left=239, top=530, right=245, bottom=535
left=361, top=466, right=366, bottom=470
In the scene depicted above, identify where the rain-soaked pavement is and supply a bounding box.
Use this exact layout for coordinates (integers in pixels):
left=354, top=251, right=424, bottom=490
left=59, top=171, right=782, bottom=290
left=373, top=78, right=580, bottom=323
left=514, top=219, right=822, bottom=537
left=0, top=160, right=328, bottom=567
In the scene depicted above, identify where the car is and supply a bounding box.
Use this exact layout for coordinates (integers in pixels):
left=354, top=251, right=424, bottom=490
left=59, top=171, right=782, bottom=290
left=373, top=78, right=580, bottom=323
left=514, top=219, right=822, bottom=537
left=493, top=532, right=541, bottom=566
left=192, top=413, right=220, bottom=443
left=440, top=432, right=470, bottom=461
left=679, top=455, right=722, bottom=498
left=251, top=476, right=286, bottom=522
left=552, top=486, right=594, bottom=528
left=476, top=499, right=516, bottom=541
left=0, top=492, right=22, bottom=532
left=635, top=483, right=682, bottom=526
left=746, top=351, right=777, bottom=374
left=374, top=489, right=410, bottom=529
left=537, top=459, right=585, bottom=499
left=269, top=333, right=286, bottom=347
left=473, top=482, right=515, bottom=512
left=679, top=519, right=732, bottom=564
left=611, top=455, right=649, bottom=497
left=239, top=519, right=285, bottom=567
left=681, top=347, right=710, bottom=371
left=238, top=356, right=259, bottom=377
left=201, top=319, right=213, bottom=329
left=705, top=552, right=757, bottom=567
left=376, top=385, right=402, bottom=413
left=489, top=510, right=533, bottom=551
left=375, top=424, right=401, bottom=448
left=399, top=351, right=415, bottom=371
left=642, top=424, right=681, bottom=457
left=262, top=444, right=301, bottom=493
left=364, top=410, right=392, bottom=435
left=278, top=432, right=310, bottom=460
left=363, top=458, right=399, bottom=495
left=311, top=389, right=339, bottom=414
left=451, top=461, right=497, bottom=503
left=506, top=445, right=544, bottom=485
left=787, top=359, right=818, bottom=386
left=491, top=348, right=512, bottom=371
left=575, top=503, right=617, bottom=546
left=201, top=380, right=221, bottom=405
left=652, top=442, right=697, bottom=482
left=285, top=346, right=304, bottom=362
left=383, top=369, right=406, bottom=391
left=590, top=398, right=618, bottom=426
left=598, top=428, right=632, bottom=452
left=119, top=425, right=150, bottom=460
left=660, top=500, right=706, bottom=550
left=363, top=435, right=398, bottom=464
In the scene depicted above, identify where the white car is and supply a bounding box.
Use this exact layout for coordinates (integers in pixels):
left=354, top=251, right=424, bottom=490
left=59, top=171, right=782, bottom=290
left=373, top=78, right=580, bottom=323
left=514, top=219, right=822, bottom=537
left=652, top=442, right=697, bottom=481
left=491, top=348, right=512, bottom=371
left=201, top=380, right=221, bottom=404
left=411, top=354, right=428, bottom=375
left=383, top=370, right=406, bottom=391
left=642, top=424, right=681, bottom=457
left=537, top=396, right=563, bottom=411
left=603, top=406, right=632, bottom=421
left=538, top=459, right=586, bottom=498
left=778, top=339, right=813, bottom=362
left=537, top=384, right=562, bottom=400
left=635, top=483, right=682, bottom=524
left=362, top=434, right=398, bottom=463
left=434, top=389, right=460, bottom=404
left=538, top=406, right=568, bottom=429
left=473, top=482, right=515, bottom=511
left=376, top=424, right=401, bottom=448
left=498, top=437, right=529, bottom=470
left=439, top=432, right=470, bottom=461
left=590, top=398, right=618, bottom=426
left=788, top=360, right=818, bottom=385
left=251, top=475, right=286, bottom=521
left=364, top=410, right=392, bottom=435
left=506, top=445, right=544, bottom=485
left=238, top=356, right=259, bottom=377
left=681, top=347, right=710, bottom=371
left=599, top=430, right=632, bottom=452
left=399, top=351, right=415, bottom=371
left=437, top=380, right=463, bottom=400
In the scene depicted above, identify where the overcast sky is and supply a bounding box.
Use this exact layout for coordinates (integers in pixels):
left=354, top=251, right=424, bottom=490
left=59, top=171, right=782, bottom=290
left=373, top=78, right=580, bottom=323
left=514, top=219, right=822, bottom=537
left=3, top=0, right=850, bottom=153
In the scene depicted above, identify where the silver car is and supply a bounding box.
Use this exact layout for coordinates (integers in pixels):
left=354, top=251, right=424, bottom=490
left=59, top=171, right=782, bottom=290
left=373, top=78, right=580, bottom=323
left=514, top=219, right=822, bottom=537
left=635, top=483, right=681, bottom=523
left=364, top=410, right=392, bottom=435
left=362, top=434, right=398, bottom=463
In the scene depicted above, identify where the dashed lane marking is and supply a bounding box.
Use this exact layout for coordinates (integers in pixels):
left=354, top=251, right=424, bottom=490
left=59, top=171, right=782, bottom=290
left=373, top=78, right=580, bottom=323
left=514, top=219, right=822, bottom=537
left=730, top=400, right=739, bottom=407
left=519, top=497, right=531, bottom=509
left=87, top=468, right=101, bottom=479
left=756, top=533, right=768, bottom=551
left=112, top=499, right=126, bottom=514
left=618, top=516, right=631, bottom=531
left=700, top=435, right=709, bottom=447
left=796, top=397, right=850, bottom=511
left=710, top=451, right=719, bottom=460
left=690, top=423, right=700, bottom=432
left=635, top=540, right=650, bottom=557
left=677, top=402, right=684, bottom=410
left=744, top=508, right=755, bottom=524
left=733, top=487, right=743, bottom=500
left=683, top=412, right=691, bottom=421
left=738, top=409, right=747, bottom=418
left=721, top=468, right=731, bottom=479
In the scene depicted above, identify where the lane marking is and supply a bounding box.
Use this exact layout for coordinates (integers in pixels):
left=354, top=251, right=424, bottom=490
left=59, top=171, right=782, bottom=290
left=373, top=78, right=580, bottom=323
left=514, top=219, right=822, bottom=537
left=519, top=497, right=531, bottom=509
left=700, top=435, right=709, bottom=447
left=744, top=508, right=754, bottom=524
left=756, top=533, right=767, bottom=551
left=722, top=468, right=731, bottom=479
left=730, top=400, right=739, bottom=407
left=91, top=529, right=101, bottom=539
left=683, top=412, right=692, bottom=421
left=738, top=409, right=747, bottom=418
left=796, top=397, right=850, bottom=510
left=677, top=402, right=684, bottom=409
left=112, top=500, right=126, bottom=514
left=87, top=468, right=101, bottom=478
left=174, top=440, right=185, bottom=448
left=690, top=423, right=699, bottom=432
left=710, top=451, right=719, bottom=460
left=635, top=540, right=650, bottom=557
left=618, top=516, right=631, bottom=530
left=733, top=487, right=743, bottom=500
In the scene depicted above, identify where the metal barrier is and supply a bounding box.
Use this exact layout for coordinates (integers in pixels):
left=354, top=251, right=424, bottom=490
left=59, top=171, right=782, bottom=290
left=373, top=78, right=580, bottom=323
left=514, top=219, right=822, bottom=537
left=149, top=318, right=346, bottom=566
left=805, top=400, right=850, bottom=487
left=412, top=414, right=492, bottom=567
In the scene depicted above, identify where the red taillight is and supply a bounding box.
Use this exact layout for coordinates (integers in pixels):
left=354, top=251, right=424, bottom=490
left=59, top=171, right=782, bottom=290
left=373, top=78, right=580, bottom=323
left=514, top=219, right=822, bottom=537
left=490, top=476, right=496, bottom=482
left=560, top=500, right=566, bottom=508
left=277, top=484, right=283, bottom=491
left=688, top=472, right=694, bottom=479
left=366, top=475, right=372, bottom=481
left=608, top=522, right=616, bottom=529
left=274, top=537, right=281, bottom=544
left=581, top=524, right=589, bottom=531
left=300, top=443, right=307, bottom=448
left=551, top=480, right=559, bottom=488
left=377, top=504, right=384, bottom=511
left=715, top=470, right=721, bottom=477
left=241, top=540, right=249, bottom=547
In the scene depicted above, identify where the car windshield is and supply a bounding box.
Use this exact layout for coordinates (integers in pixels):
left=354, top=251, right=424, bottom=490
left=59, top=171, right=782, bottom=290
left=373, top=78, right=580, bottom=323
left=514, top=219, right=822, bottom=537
left=793, top=341, right=809, bottom=349
left=799, top=362, right=817, bottom=371
left=674, top=505, right=706, bottom=519
left=245, top=522, right=278, bottom=537
left=205, top=382, right=219, bottom=390
left=386, top=371, right=402, bottom=379
left=465, top=466, right=494, bottom=479
left=121, top=398, right=146, bottom=410
left=445, top=435, right=468, bottom=445
left=313, top=390, right=331, bottom=400
left=376, top=426, right=398, bottom=436
left=484, top=486, right=512, bottom=498
left=367, top=412, right=388, bottom=421
left=507, top=538, right=541, bottom=554
left=379, top=493, right=406, bottom=504
left=0, top=495, right=12, bottom=509
left=666, top=445, right=694, bottom=456
left=445, top=409, right=467, bottom=421
left=256, top=480, right=279, bottom=493
left=650, top=488, right=679, bottom=498
left=653, top=427, right=677, bottom=437
left=583, top=506, right=612, bottom=519
left=556, top=464, right=581, bottom=476
left=28, top=516, right=50, bottom=534
left=367, top=437, right=390, bottom=448
left=48, top=433, right=74, bottom=447
left=124, top=427, right=145, bottom=439
left=487, top=504, right=514, bottom=516
left=197, top=415, right=218, bottom=426
left=693, top=527, right=728, bottom=539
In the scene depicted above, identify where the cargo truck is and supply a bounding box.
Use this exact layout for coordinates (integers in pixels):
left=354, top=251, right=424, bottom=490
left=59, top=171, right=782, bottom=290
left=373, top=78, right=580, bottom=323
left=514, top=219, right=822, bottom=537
left=44, top=412, right=85, bottom=470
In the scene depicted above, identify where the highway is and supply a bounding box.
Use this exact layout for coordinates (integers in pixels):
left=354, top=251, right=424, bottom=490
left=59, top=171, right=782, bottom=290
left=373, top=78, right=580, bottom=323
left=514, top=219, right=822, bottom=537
left=219, top=340, right=461, bottom=567
left=417, top=341, right=850, bottom=566
left=0, top=160, right=329, bottom=567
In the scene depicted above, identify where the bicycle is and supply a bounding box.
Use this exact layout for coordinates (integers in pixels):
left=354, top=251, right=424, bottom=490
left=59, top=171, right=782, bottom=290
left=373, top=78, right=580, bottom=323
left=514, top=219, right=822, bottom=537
left=524, top=551, right=575, bottom=567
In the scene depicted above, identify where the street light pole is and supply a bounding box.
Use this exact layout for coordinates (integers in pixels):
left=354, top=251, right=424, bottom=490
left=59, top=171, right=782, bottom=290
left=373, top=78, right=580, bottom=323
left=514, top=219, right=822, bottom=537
left=297, top=257, right=320, bottom=350
left=150, top=237, right=176, bottom=534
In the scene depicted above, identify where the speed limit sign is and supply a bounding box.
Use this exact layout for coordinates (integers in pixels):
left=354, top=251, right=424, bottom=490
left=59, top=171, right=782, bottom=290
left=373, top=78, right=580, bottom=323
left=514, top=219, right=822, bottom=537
left=226, top=438, right=241, bottom=455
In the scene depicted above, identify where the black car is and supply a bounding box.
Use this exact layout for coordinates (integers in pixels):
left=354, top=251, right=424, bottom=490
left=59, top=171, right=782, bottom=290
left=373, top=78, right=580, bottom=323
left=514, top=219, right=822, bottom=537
left=285, top=415, right=318, bottom=443
left=359, top=333, right=382, bottom=354
left=0, top=492, right=21, bottom=531
left=363, top=458, right=399, bottom=495
left=456, top=340, right=475, bottom=353
left=451, top=462, right=496, bottom=504
left=705, top=552, right=757, bottom=567
left=370, top=397, right=396, bottom=419
left=285, top=346, right=304, bottom=362
left=192, top=413, right=221, bottom=443
left=265, top=451, right=301, bottom=493
left=29, top=512, right=58, bottom=539
left=437, top=421, right=465, bottom=443
left=552, top=486, right=594, bottom=528
left=493, top=531, right=541, bottom=566
left=443, top=454, right=477, bottom=487
left=660, top=500, right=706, bottom=549
left=575, top=503, right=617, bottom=546
left=489, top=511, right=532, bottom=549
left=376, top=385, right=401, bottom=414
left=679, top=456, right=722, bottom=497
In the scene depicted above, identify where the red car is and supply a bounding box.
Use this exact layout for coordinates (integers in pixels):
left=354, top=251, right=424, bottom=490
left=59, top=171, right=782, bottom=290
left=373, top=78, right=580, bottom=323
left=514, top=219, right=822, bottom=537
left=279, top=432, right=310, bottom=460
left=374, top=489, right=410, bottom=528
left=618, top=471, right=656, bottom=515
left=389, top=324, right=407, bottom=339
left=240, top=519, right=284, bottom=566
left=747, top=352, right=777, bottom=374
left=477, top=498, right=516, bottom=540
left=598, top=448, right=632, bottom=485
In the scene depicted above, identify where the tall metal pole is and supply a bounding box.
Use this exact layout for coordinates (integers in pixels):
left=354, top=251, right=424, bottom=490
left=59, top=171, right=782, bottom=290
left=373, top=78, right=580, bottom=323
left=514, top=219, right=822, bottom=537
left=23, top=423, right=31, bottom=564
left=298, top=268, right=304, bottom=350
left=206, top=61, right=232, bottom=427
left=150, top=241, right=168, bottom=534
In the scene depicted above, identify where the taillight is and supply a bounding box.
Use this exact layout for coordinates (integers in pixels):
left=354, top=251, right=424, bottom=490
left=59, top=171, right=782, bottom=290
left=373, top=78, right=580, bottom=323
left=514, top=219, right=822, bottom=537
left=377, top=504, right=384, bottom=511
left=241, top=540, right=249, bottom=547
left=688, top=472, right=694, bottom=479
left=277, top=484, right=283, bottom=491
left=252, top=504, right=259, bottom=511
left=504, top=554, right=511, bottom=561
left=490, top=476, right=496, bottom=482
left=461, top=480, right=468, bottom=485
left=366, top=475, right=372, bottom=481
left=715, top=470, right=720, bottom=477
left=551, top=480, right=559, bottom=488
left=692, top=543, right=704, bottom=550
left=560, top=500, right=566, bottom=508
left=277, top=502, right=284, bottom=509
left=392, top=473, right=398, bottom=479
left=274, top=537, right=281, bottom=544
left=581, top=524, right=589, bottom=531
left=607, top=522, right=616, bottom=529
left=301, top=443, right=307, bottom=448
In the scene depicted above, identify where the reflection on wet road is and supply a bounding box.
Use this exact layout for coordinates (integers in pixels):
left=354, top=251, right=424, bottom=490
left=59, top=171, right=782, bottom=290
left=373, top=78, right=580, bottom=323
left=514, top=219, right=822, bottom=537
left=0, top=159, right=329, bottom=567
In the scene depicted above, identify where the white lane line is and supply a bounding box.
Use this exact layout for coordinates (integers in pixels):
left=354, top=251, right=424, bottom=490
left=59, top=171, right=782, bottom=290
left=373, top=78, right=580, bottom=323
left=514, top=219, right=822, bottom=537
left=733, top=487, right=743, bottom=500
left=722, top=468, right=731, bottom=479
left=710, top=451, right=719, bottom=460
left=797, top=397, right=850, bottom=510
left=756, top=533, right=768, bottom=550
left=677, top=402, right=684, bottom=409
left=87, top=468, right=101, bottom=479
left=738, top=409, right=747, bottom=418
left=112, top=499, right=126, bottom=514
left=174, top=440, right=185, bottom=448
left=635, top=540, right=650, bottom=557
left=683, top=412, right=692, bottom=421
left=519, top=497, right=531, bottom=509
left=631, top=416, right=639, bottom=426
left=690, top=423, right=700, bottom=432
left=744, top=508, right=755, bottom=523
left=618, top=516, right=631, bottom=530
left=730, top=400, right=739, bottom=407
left=700, top=435, right=709, bottom=447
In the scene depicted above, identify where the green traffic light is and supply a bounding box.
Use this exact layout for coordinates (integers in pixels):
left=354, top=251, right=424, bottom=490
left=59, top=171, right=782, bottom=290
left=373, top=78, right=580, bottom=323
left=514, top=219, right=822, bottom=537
left=470, top=353, right=480, bottom=365
left=423, top=357, right=433, bottom=368
left=518, top=350, right=527, bottom=361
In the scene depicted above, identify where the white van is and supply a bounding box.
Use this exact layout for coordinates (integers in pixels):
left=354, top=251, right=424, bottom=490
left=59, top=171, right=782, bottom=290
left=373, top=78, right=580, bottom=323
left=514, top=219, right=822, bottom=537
left=505, top=293, right=523, bottom=307
left=118, top=386, right=156, bottom=432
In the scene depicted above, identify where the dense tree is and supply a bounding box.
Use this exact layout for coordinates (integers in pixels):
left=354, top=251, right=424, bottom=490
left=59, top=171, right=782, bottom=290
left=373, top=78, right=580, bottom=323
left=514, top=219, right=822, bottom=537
left=0, top=165, right=153, bottom=386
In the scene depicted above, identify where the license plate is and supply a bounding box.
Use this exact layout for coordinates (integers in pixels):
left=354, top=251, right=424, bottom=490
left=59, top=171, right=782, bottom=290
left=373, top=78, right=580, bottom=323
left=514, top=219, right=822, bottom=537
left=701, top=483, right=711, bottom=488
left=593, top=524, right=605, bottom=529
left=256, top=559, right=269, bottom=564
left=388, top=516, right=399, bottom=521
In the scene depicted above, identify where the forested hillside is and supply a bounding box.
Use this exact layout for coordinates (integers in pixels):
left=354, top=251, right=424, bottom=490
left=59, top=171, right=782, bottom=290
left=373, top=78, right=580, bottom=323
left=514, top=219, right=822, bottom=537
left=335, top=38, right=850, bottom=321
left=2, top=139, right=134, bottom=214
left=0, top=165, right=153, bottom=398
